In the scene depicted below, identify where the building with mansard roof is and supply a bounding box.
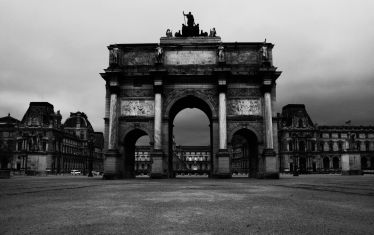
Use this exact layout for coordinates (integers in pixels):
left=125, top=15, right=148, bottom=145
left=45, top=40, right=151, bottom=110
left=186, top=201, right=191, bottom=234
left=278, top=104, right=374, bottom=173
left=0, top=102, right=104, bottom=175
left=0, top=114, right=20, bottom=169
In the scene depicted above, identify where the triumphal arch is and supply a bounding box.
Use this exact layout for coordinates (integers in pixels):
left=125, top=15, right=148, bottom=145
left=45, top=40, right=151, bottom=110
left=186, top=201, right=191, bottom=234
left=100, top=15, right=281, bottom=179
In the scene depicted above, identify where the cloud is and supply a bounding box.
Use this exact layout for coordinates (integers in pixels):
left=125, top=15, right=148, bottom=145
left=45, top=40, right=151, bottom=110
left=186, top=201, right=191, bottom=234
left=0, top=0, right=373, bottom=142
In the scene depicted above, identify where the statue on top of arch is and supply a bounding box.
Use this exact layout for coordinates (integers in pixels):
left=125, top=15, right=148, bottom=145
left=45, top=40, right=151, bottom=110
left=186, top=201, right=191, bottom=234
left=169, top=11, right=216, bottom=37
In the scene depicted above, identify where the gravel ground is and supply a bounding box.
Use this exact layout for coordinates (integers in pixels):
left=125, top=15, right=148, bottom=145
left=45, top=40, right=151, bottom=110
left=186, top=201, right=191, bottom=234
left=0, top=174, right=373, bottom=235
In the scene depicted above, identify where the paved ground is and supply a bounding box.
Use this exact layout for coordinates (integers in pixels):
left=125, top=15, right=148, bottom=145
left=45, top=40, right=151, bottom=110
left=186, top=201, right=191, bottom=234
left=0, top=174, right=373, bottom=235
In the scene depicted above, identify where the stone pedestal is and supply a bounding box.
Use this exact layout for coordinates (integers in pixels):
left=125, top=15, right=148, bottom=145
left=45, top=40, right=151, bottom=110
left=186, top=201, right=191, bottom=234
left=341, top=153, right=362, bottom=175
left=213, top=150, right=232, bottom=178
left=103, top=149, right=121, bottom=179
left=150, top=150, right=167, bottom=179
left=259, top=149, right=279, bottom=179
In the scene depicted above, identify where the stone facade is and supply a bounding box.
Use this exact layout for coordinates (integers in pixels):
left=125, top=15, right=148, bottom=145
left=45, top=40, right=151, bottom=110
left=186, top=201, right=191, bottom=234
left=100, top=18, right=282, bottom=179
left=278, top=104, right=374, bottom=173
left=0, top=102, right=104, bottom=174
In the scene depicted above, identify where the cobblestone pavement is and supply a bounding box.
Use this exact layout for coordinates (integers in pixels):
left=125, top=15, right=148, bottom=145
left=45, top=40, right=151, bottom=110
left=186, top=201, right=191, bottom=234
left=0, top=174, right=373, bottom=235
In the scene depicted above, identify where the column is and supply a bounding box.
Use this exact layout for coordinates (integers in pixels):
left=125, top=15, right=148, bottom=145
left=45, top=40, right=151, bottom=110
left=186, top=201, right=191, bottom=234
left=261, top=79, right=279, bottom=179
left=264, top=91, right=274, bottom=149
left=215, top=77, right=230, bottom=178
left=103, top=83, right=121, bottom=179
left=150, top=77, right=166, bottom=178
left=108, top=88, right=119, bottom=150
left=154, top=92, right=162, bottom=149
left=219, top=92, right=227, bottom=149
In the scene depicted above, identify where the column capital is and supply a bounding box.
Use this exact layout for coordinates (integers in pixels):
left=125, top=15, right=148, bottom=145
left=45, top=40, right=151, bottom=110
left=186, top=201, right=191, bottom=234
left=153, top=79, right=163, bottom=94
left=108, top=85, right=120, bottom=95
left=218, top=78, right=227, bottom=93
left=150, top=69, right=167, bottom=94
left=261, top=79, right=273, bottom=93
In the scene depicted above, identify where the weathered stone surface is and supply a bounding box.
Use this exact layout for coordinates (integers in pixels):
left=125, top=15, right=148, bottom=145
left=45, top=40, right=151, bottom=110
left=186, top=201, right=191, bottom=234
left=227, top=99, right=262, bottom=116
left=164, top=50, right=217, bottom=65
left=121, top=100, right=154, bottom=116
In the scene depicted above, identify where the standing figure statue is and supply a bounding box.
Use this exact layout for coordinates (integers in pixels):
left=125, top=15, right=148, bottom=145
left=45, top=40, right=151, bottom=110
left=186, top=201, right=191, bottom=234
left=183, top=11, right=195, bottom=27
left=166, top=29, right=173, bottom=37
left=260, top=39, right=269, bottom=61
left=209, top=28, right=217, bottom=37
left=155, top=44, right=163, bottom=64
left=217, top=44, right=225, bottom=63
left=109, top=47, right=119, bottom=66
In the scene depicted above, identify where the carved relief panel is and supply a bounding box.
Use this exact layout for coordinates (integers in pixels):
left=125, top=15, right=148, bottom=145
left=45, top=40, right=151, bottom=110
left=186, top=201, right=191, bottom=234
left=121, top=100, right=154, bottom=116
left=227, top=99, right=262, bottom=116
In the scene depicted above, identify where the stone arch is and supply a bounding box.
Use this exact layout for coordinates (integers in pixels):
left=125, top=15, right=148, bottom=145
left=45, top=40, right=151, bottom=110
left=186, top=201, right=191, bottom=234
left=164, top=91, right=218, bottom=120
left=121, top=127, right=153, bottom=146
left=228, top=125, right=262, bottom=145
left=230, top=128, right=259, bottom=178
left=121, top=128, right=152, bottom=178
left=166, top=94, right=214, bottom=177
left=323, top=157, right=330, bottom=170
left=333, top=156, right=340, bottom=169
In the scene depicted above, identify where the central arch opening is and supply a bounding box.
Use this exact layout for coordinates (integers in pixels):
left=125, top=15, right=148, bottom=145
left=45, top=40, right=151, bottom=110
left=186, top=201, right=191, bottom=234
left=168, top=95, right=213, bottom=178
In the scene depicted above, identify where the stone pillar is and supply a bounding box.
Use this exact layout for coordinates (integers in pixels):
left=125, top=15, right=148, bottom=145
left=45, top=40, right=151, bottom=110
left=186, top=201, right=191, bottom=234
left=264, top=91, right=274, bottom=149
left=219, top=92, right=227, bottom=149
left=103, top=80, right=121, bottom=179
left=108, top=88, right=119, bottom=149
left=154, top=92, right=162, bottom=150
left=150, top=76, right=167, bottom=178
left=214, top=77, right=231, bottom=178
left=261, top=78, right=279, bottom=179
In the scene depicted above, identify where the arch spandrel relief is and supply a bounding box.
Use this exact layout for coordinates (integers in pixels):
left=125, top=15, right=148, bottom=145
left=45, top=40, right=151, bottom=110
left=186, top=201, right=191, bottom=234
left=227, top=99, right=262, bottom=116
left=121, top=100, right=155, bottom=116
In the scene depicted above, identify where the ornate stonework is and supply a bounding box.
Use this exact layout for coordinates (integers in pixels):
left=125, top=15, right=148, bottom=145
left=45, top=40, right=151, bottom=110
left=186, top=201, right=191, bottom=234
left=121, top=100, right=154, bottom=116
left=227, top=99, right=261, bottom=115
left=227, top=88, right=261, bottom=98
left=121, top=89, right=153, bottom=98
left=164, top=88, right=218, bottom=115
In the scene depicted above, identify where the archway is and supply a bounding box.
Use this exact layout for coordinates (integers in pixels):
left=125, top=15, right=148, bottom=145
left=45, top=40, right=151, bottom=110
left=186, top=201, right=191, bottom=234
left=361, top=157, right=368, bottom=170
left=168, top=95, right=213, bottom=177
left=323, top=157, right=330, bottom=171
left=299, top=157, right=307, bottom=173
left=333, top=157, right=340, bottom=170
left=122, top=129, right=150, bottom=178
left=231, top=129, right=258, bottom=178
left=135, top=135, right=151, bottom=177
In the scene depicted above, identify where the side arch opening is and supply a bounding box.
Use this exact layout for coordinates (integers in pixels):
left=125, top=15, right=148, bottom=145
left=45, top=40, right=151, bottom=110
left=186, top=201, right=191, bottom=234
left=122, top=128, right=151, bottom=178
left=231, top=128, right=259, bottom=178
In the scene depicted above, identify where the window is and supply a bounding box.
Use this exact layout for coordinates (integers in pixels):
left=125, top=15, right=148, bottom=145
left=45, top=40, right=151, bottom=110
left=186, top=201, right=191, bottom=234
left=356, top=142, right=361, bottom=151
left=365, top=142, right=370, bottom=151
left=329, top=141, right=333, bottom=151
left=299, top=141, right=305, bottom=152
left=319, top=142, right=324, bottom=152
left=298, top=119, right=303, bottom=128
left=311, top=141, right=315, bottom=151
left=288, top=142, right=293, bottom=151
left=338, top=142, right=343, bottom=152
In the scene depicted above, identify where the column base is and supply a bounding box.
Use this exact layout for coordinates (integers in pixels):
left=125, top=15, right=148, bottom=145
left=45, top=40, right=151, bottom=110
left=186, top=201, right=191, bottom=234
left=214, top=149, right=231, bottom=178
left=103, top=149, right=121, bottom=180
left=150, top=150, right=168, bottom=179
left=261, top=148, right=279, bottom=179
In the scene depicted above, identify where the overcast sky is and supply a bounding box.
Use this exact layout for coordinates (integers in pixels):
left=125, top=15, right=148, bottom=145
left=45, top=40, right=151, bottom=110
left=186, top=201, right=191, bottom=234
left=1, top=0, right=374, bottom=145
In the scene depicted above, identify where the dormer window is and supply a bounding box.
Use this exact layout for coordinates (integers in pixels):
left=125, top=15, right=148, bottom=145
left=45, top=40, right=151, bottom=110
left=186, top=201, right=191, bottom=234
left=298, top=119, right=303, bottom=128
